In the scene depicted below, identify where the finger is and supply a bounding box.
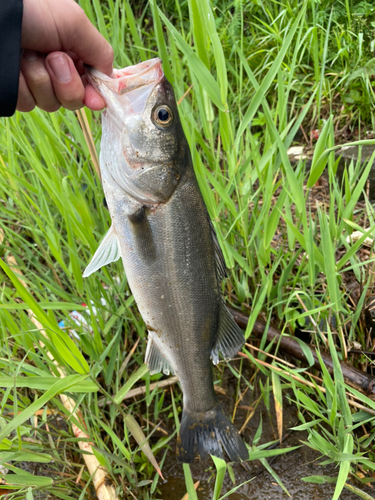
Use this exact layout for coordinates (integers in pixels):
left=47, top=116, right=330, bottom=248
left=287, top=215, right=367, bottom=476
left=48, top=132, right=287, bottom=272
left=16, top=71, right=36, bottom=112
left=45, top=52, right=85, bottom=110
left=21, top=0, right=113, bottom=76
left=20, top=50, right=60, bottom=112
left=83, top=81, right=106, bottom=111
left=65, top=4, right=114, bottom=76
left=74, top=58, right=85, bottom=77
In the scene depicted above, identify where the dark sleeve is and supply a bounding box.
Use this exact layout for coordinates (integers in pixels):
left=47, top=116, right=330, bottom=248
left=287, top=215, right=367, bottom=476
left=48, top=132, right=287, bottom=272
left=0, top=0, right=23, bottom=117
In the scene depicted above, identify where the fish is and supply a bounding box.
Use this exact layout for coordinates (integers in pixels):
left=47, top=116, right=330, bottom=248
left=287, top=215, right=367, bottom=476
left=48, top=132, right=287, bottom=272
left=83, top=58, right=248, bottom=463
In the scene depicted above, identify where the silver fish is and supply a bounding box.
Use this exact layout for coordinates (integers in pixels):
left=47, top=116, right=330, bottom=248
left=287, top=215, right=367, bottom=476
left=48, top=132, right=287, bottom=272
left=84, top=59, right=248, bottom=463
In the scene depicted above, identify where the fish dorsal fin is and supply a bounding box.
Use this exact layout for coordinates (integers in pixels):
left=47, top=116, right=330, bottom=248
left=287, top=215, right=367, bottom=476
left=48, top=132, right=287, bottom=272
left=211, top=300, right=245, bottom=365
left=83, top=225, right=120, bottom=278
left=208, top=216, right=227, bottom=281
left=145, top=334, right=175, bottom=376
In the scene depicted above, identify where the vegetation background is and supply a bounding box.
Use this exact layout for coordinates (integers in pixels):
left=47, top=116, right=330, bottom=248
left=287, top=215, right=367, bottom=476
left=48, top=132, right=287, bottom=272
left=2, top=0, right=375, bottom=498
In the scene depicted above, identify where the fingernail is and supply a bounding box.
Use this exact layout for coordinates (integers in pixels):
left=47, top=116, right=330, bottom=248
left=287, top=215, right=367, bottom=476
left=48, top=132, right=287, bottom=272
left=48, top=54, right=71, bottom=83
left=23, top=49, right=38, bottom=62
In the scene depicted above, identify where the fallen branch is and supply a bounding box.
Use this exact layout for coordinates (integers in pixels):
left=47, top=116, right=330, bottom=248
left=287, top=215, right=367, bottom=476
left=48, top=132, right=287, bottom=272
left=0, top=230, right=119, bottom=500
left=229, top=307, right=375, bottom=400
left=238, top=352, right=375, bottom=416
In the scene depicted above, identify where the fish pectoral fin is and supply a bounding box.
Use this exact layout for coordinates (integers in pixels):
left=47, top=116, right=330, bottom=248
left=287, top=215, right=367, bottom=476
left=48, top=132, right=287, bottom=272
left=83, top=225, right=120, bottom=278
left=211, top=299, right=245, bottom=365
left=128, top=207, right=156, bottom=262
left=145, top=335, right=174, bottom=376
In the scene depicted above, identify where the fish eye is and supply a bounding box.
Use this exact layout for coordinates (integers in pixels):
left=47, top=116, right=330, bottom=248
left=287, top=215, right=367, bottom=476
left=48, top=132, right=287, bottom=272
left=153, top=105, right=173, bottom=128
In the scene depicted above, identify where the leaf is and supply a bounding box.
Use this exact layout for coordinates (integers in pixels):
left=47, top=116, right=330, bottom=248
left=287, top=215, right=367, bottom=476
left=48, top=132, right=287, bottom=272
left=0, top=375, right=88, bottom=442
left=224, top=242, right=252, bottom=275
left=63, top=200, right=83, bottom=294
left=218, top=478, right=255, bottom=499
left=182, top=463, right=198, bottom=500
left=247, top=446, right=300, bottom=461
left=91, top=446, right=133, bottom=475
left=124, top=414, right=163, bottom=479
left=307, top=116, right=333, bottom=187
left=327, top=326, right=352, bottom=427
left=260, top=458, right=290, bottom=496
left=244, top=274, right=270, bottom=338
left=196, top=0, right=228, bottom=103
left=302, top=476, right=337, bottom=484
left=344, top=483, right=375, bottom=499
left=95, top=418, right=132, bottom=461
left=4, top=473, right=53, bottom=487
left=212, top=455, right=227, bottom=500
left=281, top=210, right=324, bottom=267
left=235, top=6, right=306, bottom=143
left=317, top=206, right=340, bottom=313
left=0, top=258, right=89, bottom=374
left=0, top=438, right=12, bottom=450
left=114, top=364, right=149, bottom=404
left=158, top=9, right=225, bottom=111
left=0, top=302, right=88, bottom=310
left=0, top=451, right=52, bottom=464
left=290, top=419, right=321, bottom=431
left=271, top=370, right=283, bottom=443
left=0, top=376, right=97, bottom=392
left=332, top=434, right=353, bottom=500
left=149, top=0, right=173, bottom=82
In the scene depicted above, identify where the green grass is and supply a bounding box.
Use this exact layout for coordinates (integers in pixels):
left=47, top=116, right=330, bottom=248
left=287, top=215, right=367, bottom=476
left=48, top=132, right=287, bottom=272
left=2, top=0, right=375, bottom=498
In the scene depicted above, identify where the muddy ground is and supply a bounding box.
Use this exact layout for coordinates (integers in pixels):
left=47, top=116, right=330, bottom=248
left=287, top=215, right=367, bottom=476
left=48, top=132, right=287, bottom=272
left=158, top=362, right=373, bottom=500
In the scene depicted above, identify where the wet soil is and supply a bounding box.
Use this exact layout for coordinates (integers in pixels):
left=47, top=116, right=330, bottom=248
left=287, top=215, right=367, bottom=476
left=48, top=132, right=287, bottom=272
left=157, top=364, right=373, bottom=500
left=158, top=431, right=363, bottom=500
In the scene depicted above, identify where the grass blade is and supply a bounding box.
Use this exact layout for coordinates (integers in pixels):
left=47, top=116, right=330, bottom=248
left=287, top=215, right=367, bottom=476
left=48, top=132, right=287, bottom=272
left=0, top=375, right=88, bottom=442
left=235, top=5, right=306, bottom=144
left=158, top=9, right=225, bottom=111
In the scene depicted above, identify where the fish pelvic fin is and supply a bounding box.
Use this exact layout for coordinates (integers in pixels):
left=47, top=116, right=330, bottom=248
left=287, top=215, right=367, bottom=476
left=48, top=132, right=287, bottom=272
left=176, top=404, right=248, bottom=463
left=83, top=225, right=120, bottom=278
left=211, top=300, right=245, bottom=365
left=145, top=334, right=174, bottom=376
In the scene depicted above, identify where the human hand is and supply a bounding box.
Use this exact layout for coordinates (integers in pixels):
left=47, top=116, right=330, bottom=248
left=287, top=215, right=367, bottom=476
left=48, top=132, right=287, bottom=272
left=18, top=0, right=113, bottom=113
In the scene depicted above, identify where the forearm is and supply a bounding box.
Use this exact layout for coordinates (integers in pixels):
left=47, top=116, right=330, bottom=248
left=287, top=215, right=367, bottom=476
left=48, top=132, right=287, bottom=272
left=0, top=0, right=23, bottom=117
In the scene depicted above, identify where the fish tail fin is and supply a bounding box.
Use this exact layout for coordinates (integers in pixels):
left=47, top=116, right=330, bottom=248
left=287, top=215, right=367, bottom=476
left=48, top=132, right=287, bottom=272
left=176, top=404, right=248, bottom=463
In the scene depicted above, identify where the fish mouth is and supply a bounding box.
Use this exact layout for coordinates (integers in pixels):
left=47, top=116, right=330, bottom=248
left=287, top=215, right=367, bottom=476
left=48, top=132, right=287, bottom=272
left=85, top=58, right=163, bottom=95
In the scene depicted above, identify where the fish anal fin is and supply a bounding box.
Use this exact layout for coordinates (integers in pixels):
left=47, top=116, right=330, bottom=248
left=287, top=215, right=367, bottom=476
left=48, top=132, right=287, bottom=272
left=145, top=334, right=174, bottom=376
left=83, top=225, right=120, bottom=278
left=211, top=300, right=245, bottom=364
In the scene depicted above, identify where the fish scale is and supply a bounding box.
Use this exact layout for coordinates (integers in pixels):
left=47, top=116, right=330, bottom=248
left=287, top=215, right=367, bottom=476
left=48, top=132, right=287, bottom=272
left=84, top=58, right=248, bottom=463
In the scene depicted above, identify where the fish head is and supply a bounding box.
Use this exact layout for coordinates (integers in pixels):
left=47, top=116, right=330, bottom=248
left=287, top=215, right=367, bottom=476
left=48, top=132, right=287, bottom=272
left=86, top=59, right=185, bottom=205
